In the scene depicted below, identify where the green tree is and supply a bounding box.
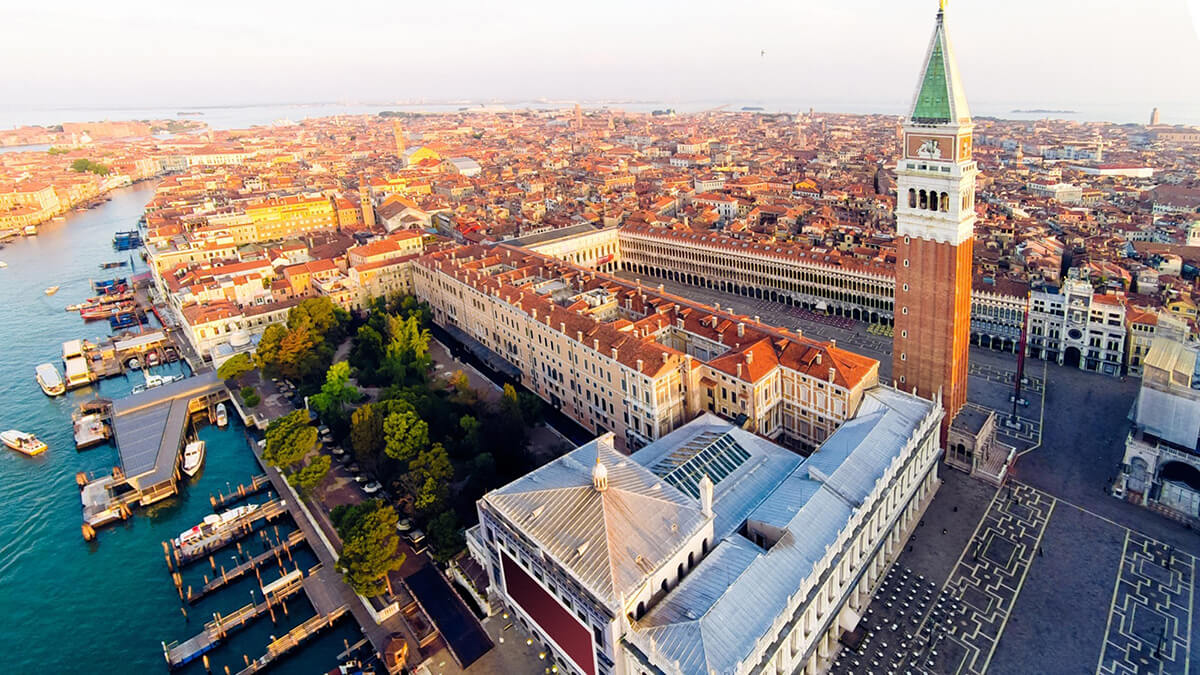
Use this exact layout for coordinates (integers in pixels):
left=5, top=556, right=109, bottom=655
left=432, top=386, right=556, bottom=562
left=426, top=511, right=464, bottom=562
left=410, top=443, right=452, bottom=513
left=349, top=324, right=385, bottom=381
left=383, top=408, right=429, bottom=463
left=254, top=324, right=288, bottom=377
left=330, top=499, right=405, bottom=597
left=263, top=411, right=318, bottom=468
left=287, top=454, right=331, bottom=497
left=240, top=385, right=260, bottom=407
left=308, top=361, right=359, bottom=427
left=350, top=404, right=385, bottom=468
left=217, top=353, right=256, bottom=380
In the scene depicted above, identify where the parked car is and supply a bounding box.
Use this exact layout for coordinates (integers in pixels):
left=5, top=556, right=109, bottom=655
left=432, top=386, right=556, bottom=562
left=395, top=518, right=413, bottom=533
left=353, top=474, right=368, bottom=484
left=363, top=481, right=382, bottom=494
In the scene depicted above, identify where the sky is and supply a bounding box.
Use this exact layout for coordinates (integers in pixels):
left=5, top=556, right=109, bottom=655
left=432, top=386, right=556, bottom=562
left=2, top=0, right=1199, bottom=114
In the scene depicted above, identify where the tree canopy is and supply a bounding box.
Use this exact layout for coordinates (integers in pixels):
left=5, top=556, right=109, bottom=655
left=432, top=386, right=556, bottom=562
left=308, top=361, right=360, bottom=429
left=70, top=158, right=109, bottom=175
left=263, top=410, right=317, bottom=468
left=331, top=499, right=405, bottom=597
left=287, top=454, right=331, bottom=497
left=217, top=353, right=255, bottom=381
left=254, top=297, right=348, bottom=389
left=383, top=407, right=429, bottom=463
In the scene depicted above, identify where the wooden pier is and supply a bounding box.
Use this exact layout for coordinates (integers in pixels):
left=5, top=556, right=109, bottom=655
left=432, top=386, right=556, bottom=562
left=165, top=499, right=290, bottom=570
left=210, top=474, right=273, bottom=511
left=234, top=605, right=350, bottom=675
left=163, top=567, right=308, bottom=670
left=185, top=529, right=306, bottom=604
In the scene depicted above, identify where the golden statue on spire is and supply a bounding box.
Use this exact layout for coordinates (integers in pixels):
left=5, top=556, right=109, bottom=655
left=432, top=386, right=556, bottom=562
left=939, top=0, right=947, bottom=11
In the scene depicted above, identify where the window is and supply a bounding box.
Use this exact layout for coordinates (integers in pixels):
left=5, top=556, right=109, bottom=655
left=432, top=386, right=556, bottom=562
left=901, top=353, right=907, bottom=361
left=903, top=283, right=909, bottom=292
left=593, top=625, right=604, bottom=646
left=902, top=307, right=909, bottom=315
left=901, top=330, right=907, bottom=338
left=903, top=259, right=910, bottom=267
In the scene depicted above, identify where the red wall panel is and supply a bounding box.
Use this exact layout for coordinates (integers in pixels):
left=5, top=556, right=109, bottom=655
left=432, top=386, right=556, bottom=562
left=502, top=551, right=595, bottom=675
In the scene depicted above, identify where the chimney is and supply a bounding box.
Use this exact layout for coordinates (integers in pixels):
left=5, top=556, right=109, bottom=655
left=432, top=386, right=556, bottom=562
left=736, top=363, right=743, bottom=379
left=753, top=315, right=759, bottom=323
left=699, top=474, right=714, bottom=518
left=746, top=351, right=753, bottom=364
left=612, top=347, right=619, bottom=360
left=830, top=338, right=836, bottom=347
left=636, top=359, right=643, bottom=372
left=815, top=353, right=822, bottom=365
left=577, top=330, right=583, bottom=342
left=714, top=302, right=720, bottom=310
left=828, top=368, right=836, bottom=383
left=560, top=322, right=565, bottom=333
left=593, top=338, right=599, bottom=351
left=737, top=322, right=744, bottom=337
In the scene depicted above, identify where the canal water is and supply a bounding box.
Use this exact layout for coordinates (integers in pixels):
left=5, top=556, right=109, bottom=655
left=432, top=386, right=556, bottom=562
left=0, top=183, right=361, bottom=673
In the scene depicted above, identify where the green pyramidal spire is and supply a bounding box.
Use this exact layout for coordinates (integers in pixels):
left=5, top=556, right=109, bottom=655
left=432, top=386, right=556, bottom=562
left=909, top=10, right=970, bottom=125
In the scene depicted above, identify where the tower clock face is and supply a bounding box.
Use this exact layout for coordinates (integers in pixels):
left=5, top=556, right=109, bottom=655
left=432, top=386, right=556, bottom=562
left=905, top=134, right=953, bottom=161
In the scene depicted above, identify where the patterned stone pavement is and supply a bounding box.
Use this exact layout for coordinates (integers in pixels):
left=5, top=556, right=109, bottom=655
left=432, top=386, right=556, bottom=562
left=904, top=482, right=1056, bottom=674
left=1097, top=532, right=1196, bottom=675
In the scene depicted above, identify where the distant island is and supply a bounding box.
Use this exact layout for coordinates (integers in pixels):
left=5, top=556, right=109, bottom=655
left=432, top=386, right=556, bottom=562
left=1011, top=108, right=1076, bottom=114
left=742, top=106, right=765, bottom=111
left=176, top=111, right=205, bottom=116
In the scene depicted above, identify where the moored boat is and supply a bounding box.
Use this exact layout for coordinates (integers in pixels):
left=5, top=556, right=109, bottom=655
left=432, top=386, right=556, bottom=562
left=35, top=362, right=65, bottom=396
left=44, top=286, right=59, bottom=295
left=215, top=402, right=228, bottom=427
left=181, top=440, right=205, bottom=477
left=1, top=430, right=47, bottom=456
left=172, top=503, right=258, bottom=558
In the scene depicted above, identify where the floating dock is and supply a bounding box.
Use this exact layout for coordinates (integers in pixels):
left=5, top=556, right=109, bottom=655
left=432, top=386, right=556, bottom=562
left=210, top=474, right=273, bottom=511
left=78, top=372, right=230, bottom=539
left=186, top=528, right=306, bottom=604
left=163, top=567, right=308, bottom=670
left=61, top=331, right=178, bottom=390
left=166, top=499, right=289, bottom=569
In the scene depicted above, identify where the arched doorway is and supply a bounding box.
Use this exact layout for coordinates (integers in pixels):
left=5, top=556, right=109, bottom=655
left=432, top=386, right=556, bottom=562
left=1064, top=346, right=1082, bottom=369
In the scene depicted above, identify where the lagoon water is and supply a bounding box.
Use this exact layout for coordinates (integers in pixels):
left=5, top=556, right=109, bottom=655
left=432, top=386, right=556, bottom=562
left=0, top=183, right=359, bottom=673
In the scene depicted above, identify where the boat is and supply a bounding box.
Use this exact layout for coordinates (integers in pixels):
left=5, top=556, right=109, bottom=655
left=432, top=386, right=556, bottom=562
left=92, top=277, right=128, bottom=294
left=44, top=286, right=59, bottom=295
left=35, top=362, right=65, bottom=396
left=23, top=225, right=36, bottom=235
left=126, top=357, right=141, bottom=371
left=0, top=261, right=6, bottom=268
left=146, top=352, right=160, bottom=367
left=1, top=430, right=47, bottom=456
left=181, top=440, right=206, bottom=477
left=99, top=261, right=128, bottom=269
left=215, top=402, right=228, bottom=427
left=172, top=503, right=259, bottom=559
left=130, top=371, right=182, bottom=394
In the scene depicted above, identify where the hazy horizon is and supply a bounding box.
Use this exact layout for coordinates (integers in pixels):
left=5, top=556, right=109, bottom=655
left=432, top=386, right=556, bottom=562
left=3, top=0, right=1199, bottom=117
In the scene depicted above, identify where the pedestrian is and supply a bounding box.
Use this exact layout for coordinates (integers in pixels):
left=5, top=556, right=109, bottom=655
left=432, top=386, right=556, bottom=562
left=1038, top=546, right=1043, bottom=557
left=942, top=528, right=947, bottom=535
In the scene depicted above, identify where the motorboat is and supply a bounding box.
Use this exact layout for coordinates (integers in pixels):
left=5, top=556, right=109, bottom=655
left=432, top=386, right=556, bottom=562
left=0, top=261, right=7, bottom=268
left=35, top=362, right=65, bottom=396
left=181, top=440, right=206, bottom=477
left=172, top=503, right=258, bottom=558
left=44, top=286, right=59, bottom=295
left=146, top=352, right=160, bottom=367
left=215, top=402, right=228, bottom=427
left=130, top=371, right=182, bottom=394
left=2, top=430, right=47, bottom=456
left=126, top=357, right=141, bottom=371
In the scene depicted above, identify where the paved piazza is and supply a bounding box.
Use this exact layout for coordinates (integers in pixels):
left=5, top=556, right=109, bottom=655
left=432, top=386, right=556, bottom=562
left=1097, top=532, right=1196, bottom=675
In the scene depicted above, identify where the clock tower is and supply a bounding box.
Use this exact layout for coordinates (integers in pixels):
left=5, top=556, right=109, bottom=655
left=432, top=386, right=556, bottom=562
left=893, top=4, right=976, bottom=437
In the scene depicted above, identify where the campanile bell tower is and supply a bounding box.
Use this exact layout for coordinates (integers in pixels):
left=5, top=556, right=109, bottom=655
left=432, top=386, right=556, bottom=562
left=893, top=3, right=976, bottom=437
